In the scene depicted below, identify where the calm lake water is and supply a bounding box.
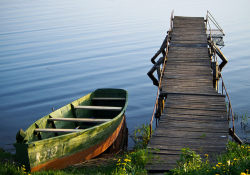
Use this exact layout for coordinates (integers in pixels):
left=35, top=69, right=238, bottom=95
left=1, top=0, right=250, bottom=151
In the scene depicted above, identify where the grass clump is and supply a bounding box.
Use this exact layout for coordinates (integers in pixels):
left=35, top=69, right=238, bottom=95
left=165, top=141, right=250, bottom=175
left=0, top=162, right=27, bottom=175
left=0, top=148, right=27, bottom=175
left=112, top=149, right=149, bottom=175
left=130, top=123, right=152, bottom=149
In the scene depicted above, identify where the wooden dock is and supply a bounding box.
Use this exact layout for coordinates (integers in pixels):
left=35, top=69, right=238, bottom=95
left=145, top=16, right=228, bottom=173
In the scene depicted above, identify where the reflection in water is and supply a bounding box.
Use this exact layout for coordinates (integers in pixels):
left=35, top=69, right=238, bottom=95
left=147, top=34, right=168, bottom=87
left=147, top=57, right=164, bottom=87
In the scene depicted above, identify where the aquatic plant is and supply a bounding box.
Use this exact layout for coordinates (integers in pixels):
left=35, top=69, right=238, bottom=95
left=234, top=111, right=250, bottom=143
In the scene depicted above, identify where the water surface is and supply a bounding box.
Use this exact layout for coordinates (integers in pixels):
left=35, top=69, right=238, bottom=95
left=1, top=0, right=250, bottom=151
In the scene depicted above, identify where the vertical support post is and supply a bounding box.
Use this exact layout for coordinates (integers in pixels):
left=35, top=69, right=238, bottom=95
left=154, top=96, right=164, bottom=128
left=212, top=61, right=218, bottom=79
left=156, top=65, right=162, bottom=81
left=232, top=125, right=235, bottom=142
left=212, top=61, right=219, bottom=91
left=222, top=81, right=223, bottom=95
left=228, top=102, right=231, bottom=121
left=217, top=79, right=219, bottom=93
left=158, top=97, right=164, bottom=116
left=208, top=48, right=213, bottom=62
left=149, top=124, right=152, bottom=138
left=161, top=97, right=165, bottom=115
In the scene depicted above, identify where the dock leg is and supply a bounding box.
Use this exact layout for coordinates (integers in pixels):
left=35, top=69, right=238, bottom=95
left=212, top=61, right=219, bottom=91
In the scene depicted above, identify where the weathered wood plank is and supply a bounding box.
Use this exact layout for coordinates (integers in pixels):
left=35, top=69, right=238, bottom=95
left=171, top=36, right=207, bottom=41
left=147, top=144, right=227, bottom=151
left=160, top=115, right=228, bottom=122
left=160, top=91, right=225, bottom=97
left=162, top=110, right=227, bottom=117
left=153, top=130, right=228, bottom=138
left=148, top=137, right=228, bottom=146
left=164, top=99, right=226, bottom=104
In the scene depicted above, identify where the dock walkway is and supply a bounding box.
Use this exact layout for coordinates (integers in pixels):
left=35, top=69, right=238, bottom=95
left=145, top=16, right=228, bottom=173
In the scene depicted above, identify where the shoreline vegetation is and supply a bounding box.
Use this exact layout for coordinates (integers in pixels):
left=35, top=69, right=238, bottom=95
left=1, top=124, right=250, bottom=175
left=234, top=111, right=250, bottom=144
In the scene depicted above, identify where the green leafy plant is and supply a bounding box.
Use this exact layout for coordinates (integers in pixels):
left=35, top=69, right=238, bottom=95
left=130, top=123, right=152, bottom=149
left=172, top=148, right=202, bottom=173
left=114, top=149, right=149, bottom=175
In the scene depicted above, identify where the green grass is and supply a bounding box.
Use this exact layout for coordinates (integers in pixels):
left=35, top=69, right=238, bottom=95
left=0, top=148, right=26, bottom=175
left=165, top=141, right=250, bottom=175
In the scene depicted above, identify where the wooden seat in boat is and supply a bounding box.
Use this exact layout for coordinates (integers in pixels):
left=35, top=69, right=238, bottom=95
left=47, top=118, right=111, bottom=123
left=74, top=106, right=122, bottom=111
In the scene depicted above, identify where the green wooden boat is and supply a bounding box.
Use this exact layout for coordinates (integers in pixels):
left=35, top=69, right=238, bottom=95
left=14, top=88, right=128, bottom=172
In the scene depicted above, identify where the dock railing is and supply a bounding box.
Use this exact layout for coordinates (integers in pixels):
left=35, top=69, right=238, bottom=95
left=206, top=11, right=236, bottom=142
left=149, top=10, right=173, bottom=137
left=206, top=10, right=225, bottom=38
left=220, top=73, right=237, bottom=142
